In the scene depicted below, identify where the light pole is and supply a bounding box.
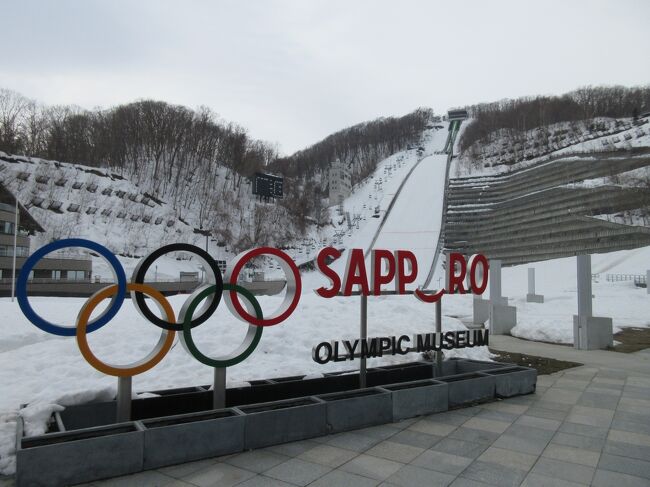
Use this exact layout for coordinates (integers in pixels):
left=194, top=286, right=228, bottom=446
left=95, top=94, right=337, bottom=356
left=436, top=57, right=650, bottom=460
left=11, top=201, right=19, bottom=302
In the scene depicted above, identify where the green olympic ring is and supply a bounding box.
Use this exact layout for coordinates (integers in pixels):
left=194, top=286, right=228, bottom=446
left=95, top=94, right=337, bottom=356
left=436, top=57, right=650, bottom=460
left=180, top=283, right=263, bottom=367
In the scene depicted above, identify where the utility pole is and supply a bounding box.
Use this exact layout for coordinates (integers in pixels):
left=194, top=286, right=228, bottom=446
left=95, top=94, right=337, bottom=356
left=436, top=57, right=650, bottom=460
left=11, top=201, right=19, bottom=302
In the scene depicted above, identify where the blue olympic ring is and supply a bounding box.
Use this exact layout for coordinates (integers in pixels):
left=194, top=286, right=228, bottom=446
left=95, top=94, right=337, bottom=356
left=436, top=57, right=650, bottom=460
left=16, top=238, right=127, bottom=336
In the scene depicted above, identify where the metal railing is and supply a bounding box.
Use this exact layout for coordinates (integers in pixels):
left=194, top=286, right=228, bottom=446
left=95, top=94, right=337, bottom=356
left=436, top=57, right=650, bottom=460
left=605, top=273, right=645, bottom=283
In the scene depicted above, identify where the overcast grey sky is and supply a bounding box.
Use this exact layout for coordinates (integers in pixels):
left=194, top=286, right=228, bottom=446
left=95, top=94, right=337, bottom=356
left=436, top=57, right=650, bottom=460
left=2, top=0, right=649, bottom=154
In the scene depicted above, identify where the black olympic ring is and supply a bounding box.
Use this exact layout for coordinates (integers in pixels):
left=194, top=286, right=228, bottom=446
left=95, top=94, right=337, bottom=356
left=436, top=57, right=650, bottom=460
left=131, top=243, right=224, bottom=331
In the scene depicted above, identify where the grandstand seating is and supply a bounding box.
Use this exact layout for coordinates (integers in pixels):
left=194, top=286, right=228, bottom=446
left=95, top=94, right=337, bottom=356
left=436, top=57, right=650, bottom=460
left=444, top=149, right=650, bottom=266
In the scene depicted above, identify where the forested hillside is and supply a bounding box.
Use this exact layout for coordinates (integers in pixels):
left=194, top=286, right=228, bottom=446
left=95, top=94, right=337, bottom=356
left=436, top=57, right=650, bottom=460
left=0, top=89, right=432, bottom=251
left=460, top=85, right=649, bottom=152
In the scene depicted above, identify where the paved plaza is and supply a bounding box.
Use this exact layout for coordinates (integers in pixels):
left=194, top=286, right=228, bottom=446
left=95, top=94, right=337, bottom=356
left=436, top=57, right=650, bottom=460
left=3, top=336, right=650, bottom=487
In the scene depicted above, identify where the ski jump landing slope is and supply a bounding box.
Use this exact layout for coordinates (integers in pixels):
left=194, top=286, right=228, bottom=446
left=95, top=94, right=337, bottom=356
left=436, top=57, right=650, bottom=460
left=367, top=125, right=449, bottom=290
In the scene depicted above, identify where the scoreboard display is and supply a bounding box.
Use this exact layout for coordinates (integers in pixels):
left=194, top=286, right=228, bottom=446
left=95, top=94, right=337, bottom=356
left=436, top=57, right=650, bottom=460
left=252, top=173, right=283, bottom=199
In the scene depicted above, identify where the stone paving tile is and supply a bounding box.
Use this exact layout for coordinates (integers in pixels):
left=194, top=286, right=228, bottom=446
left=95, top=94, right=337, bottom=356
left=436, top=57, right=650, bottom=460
left=566, top=405, right=614, bottom=428
left=452, top=406, right=482, bottom=417
left=357, top=424, right=403, bottom=441
left=613, top=410, right=650, bottom=426
left=478, top=401, right=528, bottom=415
left=424, top=411, right=473, bottom=426
left=309, top=469, right=380, bottom=487
left=460, top=460, right=528, bottom=487
left=520, top=473, right=588, bottom=486
left=604, top=440, right=650, bottom=462
left=339, top=454, right=403, bottom=481
left=410, top=449, right=472, bottom=475
left=541, top=443, right=600, bottom=467
left=541, top=388, right=581, bottom=405
left=365, top=441, right=424, bottom=464
left=448, top=478, right=494, bottom=487
left=592, top=377, right=625, bottom=387
left=93, top=471, right=176, bottom=486
left=264, top=439, right=319, bottom=458
left=235, top=476, right=295, bottom=487
left=474, top=408, right=520, bottom=423
left=386, top=464, right=456, bottom=487
left=584, top=386, right=622, bottom=397
left=592, top=468, right=650, bottom=487
left=224, top=450, right=290, bottom=473
left=158, top=459, right=219, bottom=480
left=448, top=426, right=500, bottom=445
left=608, top=429, right=650, bottom=447
left=577, top=391, right=620, bottom=409
left=408, top=419, right=458, bottom=437
left=554, top=378, right=590, bottom=391
left=181, top=462, right=257, bottom=487
left=503, top=423, right=555, bottom=442
left=513, top=415, right=561, bottom=431
left=530, top=457, right=595, bottom=485
left=563, top=367, right=598, bottom=379
left=626, top=376, right=650, bottom=388
left=477, top=445, right=537, bottom=471
left=502, top=394, right=536, bottom=406
left=461, top=417, right=510, bottom=434
left=596, top=369, right=628, bottom=380
left=617, top=397, right=650, bottom=415
left=264, top=458, right=331, bottom=486
left=532, top=400, right=573, bottom=412
left=623, top=385, right=650, bottom=399
left=611, top=417, right=650, bottom=436
left=492, top=434, right=550, bottom=456
left=431, top=438, right=488, bottom=459
left=164, top=481, right=199, bottom=487
left=622, top=390, right=650, bottom=401
left=389, top=429, right=443, bottom=449
left=297, top=444, right=358, bottom=468
left=325, top=432, right=383, bottom=452
left=536, top=376, right=557, bottom=387
left=598, top=452, right=650, bottom=480
left=558, top=421, right=609, bottom=439
left=524, top=406, right=568, bottom=421
left=550, top=431, right=605, bottom=452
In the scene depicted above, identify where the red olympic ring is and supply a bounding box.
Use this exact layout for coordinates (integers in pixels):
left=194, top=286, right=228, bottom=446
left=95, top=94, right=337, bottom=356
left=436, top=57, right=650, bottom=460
left=224, top=246, right=302, bottom=327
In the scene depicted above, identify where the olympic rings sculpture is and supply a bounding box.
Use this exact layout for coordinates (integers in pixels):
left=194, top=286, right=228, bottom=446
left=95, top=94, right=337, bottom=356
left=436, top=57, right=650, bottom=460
left=16, top=238, right=302, bottom=377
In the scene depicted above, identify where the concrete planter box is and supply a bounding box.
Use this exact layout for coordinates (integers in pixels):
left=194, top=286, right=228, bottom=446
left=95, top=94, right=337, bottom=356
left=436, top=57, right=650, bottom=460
left=380, top=379, right=448, bottom=421
left=141, top=408, right=245, bottom=469
left=318, top=387, right=392, bottom=433
left=369, top=362, right=434, bottom=386
left=439, top=372, right=496, bottom=408
left=16, top=418, right=144, bottom=487
left=480, top=366, right=537, bottom=398
left=55, top=360, right=500, bottom=432
left=455, top=359, right=512, bottom=374
left=235, top=396, right=327, bottom=449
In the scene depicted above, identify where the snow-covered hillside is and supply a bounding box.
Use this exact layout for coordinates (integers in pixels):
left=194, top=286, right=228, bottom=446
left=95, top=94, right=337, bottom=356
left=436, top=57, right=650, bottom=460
left=457, top=116, right=650, bottom=177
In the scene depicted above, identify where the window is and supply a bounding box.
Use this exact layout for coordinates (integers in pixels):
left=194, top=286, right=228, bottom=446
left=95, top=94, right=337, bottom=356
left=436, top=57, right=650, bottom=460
left=0, top=245, right=29, bottom=257
left=52, top=270, right=61, bottom=280
left=0, top=221, right=15, bottom=235
left=66, top=270, right=86, bottom=281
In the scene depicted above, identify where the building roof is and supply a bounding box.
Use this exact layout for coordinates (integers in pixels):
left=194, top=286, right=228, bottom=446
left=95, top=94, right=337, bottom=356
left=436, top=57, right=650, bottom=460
left=0, top=182, right=45, bottom=234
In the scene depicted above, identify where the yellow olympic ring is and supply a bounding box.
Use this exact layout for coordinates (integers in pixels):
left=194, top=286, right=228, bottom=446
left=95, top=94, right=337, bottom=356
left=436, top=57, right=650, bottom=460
left=76, top=283, right=176, bottom=377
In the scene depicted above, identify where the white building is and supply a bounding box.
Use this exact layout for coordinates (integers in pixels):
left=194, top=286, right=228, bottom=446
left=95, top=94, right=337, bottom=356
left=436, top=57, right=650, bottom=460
left=328, top=159, right=352, bottom=206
